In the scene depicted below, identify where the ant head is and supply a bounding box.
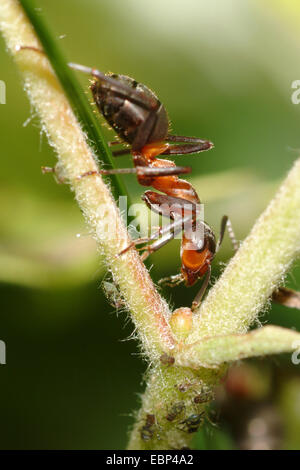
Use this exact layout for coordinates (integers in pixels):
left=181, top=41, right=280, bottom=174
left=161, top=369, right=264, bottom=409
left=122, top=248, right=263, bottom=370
left=180, top=225, right=215, bottom=286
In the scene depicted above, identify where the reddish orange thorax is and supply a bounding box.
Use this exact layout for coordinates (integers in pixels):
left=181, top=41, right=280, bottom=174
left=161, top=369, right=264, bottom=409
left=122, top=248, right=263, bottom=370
left=133, top=142, right=200, bottom=204
left=133, top=141, right=215, bottom=287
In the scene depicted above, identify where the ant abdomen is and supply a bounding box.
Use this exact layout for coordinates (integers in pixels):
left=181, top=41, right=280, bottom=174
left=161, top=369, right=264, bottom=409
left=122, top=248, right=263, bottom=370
left=91, top=74, right=169, bottom=149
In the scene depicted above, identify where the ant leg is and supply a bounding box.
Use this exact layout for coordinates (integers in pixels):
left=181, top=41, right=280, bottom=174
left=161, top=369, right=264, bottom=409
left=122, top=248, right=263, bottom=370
left=107, top=141, right=131, bottom=157
left=138, top=211, right=194, bottom=262
left=139, top=229, right=181, bottom=262
left=41, top=165, right=65, bottom=184
left=191, top=264, right=211, bottom=311
left=118, top=228, right=163, bottom=257
left=119, top=215, right=190, bottom=258
left=108, top=140, right=122, bottom=146
left=158, top=273, right=184, bottom=287
left=226, top=217, right=239, bottom=252
left=16, top=49, right=158, bottom=111
left=77, top=166, right=191, bottom=180
left=112, top=149, right=131, bottom=157
left=16, top=45, right=43, bottom=54
left=142, top=190, right=195, bottom=222
left=215, top=215, right=228, bottom=252
left=41, top=166, right=55, bottom=175
left=136, top=166, right=192, bottom=177
left=167, top=134, right=213, bottom=145
left=272, top=287, right=300, bottom=309
left=17, top=49, right=158, bottom=112
left=119, top=228, right=179, bottom=260
left=216, top=215, right=239, bottom=253
left=162, top=142, right=213, bottom=155
left=161, top=134, right=214, bottom=155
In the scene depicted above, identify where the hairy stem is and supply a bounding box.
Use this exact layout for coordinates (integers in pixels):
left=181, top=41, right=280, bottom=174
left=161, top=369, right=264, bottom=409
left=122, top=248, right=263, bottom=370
left=175, top=326, right=300, bottom=368
left=189, top=158, right=300, bottom=340
left=128, top=158, right=300, bottom=449
left=0, top=0, right=176, bottom=359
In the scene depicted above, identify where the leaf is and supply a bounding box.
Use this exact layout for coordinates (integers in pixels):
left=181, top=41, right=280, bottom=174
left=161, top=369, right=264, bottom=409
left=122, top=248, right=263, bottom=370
left=175, top=326, right=300, bottom=368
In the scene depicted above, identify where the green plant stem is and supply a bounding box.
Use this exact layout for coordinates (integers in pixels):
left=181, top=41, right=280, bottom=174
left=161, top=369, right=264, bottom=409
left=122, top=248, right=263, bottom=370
left=0, top=0, right=176, bottom=359
left=127, top=158, right=300, bottom=449
left=19, top=0, right=126, bottom=200
left=175, top=326, right=300, bottom=368
left=189, top=158, right=300, bottom=340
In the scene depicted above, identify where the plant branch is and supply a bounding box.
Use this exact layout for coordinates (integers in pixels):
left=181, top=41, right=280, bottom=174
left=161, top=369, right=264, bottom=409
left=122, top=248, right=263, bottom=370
left=175, top=326, right=300, bottom=368
left=188, top=157, right=300, bottom=341
left=127, top=158, right=300, bottom=449
left=0, top=0, right=176, bottom=358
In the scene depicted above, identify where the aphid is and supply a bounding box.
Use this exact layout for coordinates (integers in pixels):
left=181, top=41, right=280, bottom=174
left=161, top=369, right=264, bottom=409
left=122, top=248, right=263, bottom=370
left=102, top=280, right=124, bottom=310
left=17, top=46, right=238, bottom=308
left=176, top=380, right=196, bottom=393
left=165, top=401, right=185, bottom=422
left=176, top=381, right=213, bottom=404
left=160, top=353, right=175, bottom=366
left=140, top=413, right=156, bottom=441
left=179, top=412, right=205, bottom=433
left=145, top=413, right=156, bottom=426
left=193, top=392, right=211, bottom=405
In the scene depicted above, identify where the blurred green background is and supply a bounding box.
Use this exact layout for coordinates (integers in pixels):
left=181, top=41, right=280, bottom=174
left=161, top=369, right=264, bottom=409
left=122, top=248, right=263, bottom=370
left=1, top=0, right=300, bottom=449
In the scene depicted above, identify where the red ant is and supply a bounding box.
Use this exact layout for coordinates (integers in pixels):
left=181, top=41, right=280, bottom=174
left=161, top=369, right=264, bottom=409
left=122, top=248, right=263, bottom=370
left=18, top=47, right=238, bottom=309
left=68, top=62, right=239, bottom=309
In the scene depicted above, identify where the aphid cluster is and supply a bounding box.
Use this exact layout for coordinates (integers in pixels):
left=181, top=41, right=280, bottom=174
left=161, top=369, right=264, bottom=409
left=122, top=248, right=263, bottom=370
left=139, top=399, right=205, bottom=443
left=164, top=398, right=205, bottom=434
left=176, top=380, right=213, bottom=404
left=138, top=380, right=210, bottom=442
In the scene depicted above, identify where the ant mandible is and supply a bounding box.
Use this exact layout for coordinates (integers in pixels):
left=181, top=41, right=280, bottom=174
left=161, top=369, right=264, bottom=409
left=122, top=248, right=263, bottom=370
left=18, top=46, right=238, bottom=309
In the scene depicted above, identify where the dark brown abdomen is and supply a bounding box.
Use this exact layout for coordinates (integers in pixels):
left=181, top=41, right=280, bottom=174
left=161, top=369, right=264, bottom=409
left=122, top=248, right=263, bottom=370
left=90, top=74, right=169, bottom=148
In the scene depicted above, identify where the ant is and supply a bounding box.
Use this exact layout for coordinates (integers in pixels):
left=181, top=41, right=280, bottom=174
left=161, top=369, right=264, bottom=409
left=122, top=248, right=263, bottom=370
left=17, top=46, right=238, bottom=309
left=68, top=61, right=239, bottom=309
